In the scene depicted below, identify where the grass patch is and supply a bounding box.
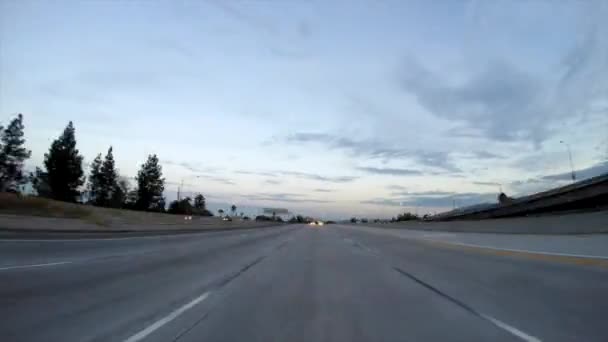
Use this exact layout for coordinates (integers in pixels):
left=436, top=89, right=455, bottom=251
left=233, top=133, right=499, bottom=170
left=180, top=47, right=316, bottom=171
left=0, top=193, right=93, bottom=219
left=0, top=192, right=220, bottom=227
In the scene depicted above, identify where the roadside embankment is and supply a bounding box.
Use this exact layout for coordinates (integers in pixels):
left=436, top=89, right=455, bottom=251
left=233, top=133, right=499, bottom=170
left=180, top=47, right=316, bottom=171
left=0, top=193, right=281, bottom=236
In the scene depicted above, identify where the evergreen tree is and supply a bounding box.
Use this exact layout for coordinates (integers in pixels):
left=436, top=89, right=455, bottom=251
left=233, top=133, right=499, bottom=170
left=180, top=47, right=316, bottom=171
left=88, top=153, right=103, bottom=204
left=0, top=114, right=31, bottom=192
left=43, top=122, right=84, bottom=202
left=168, top=197, right=193, bottom=215
left=135, top=154, right=165, bottom=210
left=88, top=147, right=119, bottom=207
left=100, top=146, right=118, bottom=206
left=124, top=188, right=139, bottom=209
left=31, top=167, right=52, bottom=198
left=109, top=177, right=129, bottom=208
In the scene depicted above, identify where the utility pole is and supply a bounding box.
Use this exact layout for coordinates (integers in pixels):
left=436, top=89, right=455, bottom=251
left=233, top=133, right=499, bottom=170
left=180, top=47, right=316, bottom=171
left=177, top=179, right=184, bottom=201
left=560, top=140, right=576, bottom=182
left=178, top=176, right=203, bottom=201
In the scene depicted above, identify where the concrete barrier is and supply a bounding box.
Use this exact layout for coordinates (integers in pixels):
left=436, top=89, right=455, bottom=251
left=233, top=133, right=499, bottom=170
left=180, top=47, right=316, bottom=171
left=360, top=210, right=608, bottom=234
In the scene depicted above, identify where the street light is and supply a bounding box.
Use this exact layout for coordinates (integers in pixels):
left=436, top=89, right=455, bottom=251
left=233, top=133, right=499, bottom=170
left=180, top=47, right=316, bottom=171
left=559, top=140, right=576, bottom=182
left=177, top=175, right=203, bottom=200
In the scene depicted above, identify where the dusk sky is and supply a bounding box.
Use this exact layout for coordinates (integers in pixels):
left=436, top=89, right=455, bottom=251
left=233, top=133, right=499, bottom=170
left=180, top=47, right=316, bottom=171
left=1, top=1, right=607, bottom=219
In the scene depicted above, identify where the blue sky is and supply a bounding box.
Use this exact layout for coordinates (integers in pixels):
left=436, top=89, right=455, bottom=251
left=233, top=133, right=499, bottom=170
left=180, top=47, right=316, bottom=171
left=1, top=0, right=607, bottom=219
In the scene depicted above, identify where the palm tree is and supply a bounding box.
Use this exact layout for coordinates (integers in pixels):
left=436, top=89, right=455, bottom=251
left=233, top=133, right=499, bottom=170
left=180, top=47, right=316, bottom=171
left=231, top=204, right=237, bottom=217
left=218, top=209, right=224, bottom=217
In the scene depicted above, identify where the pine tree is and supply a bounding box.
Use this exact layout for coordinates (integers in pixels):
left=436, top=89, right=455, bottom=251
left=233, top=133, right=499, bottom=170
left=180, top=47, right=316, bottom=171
left=100, top=146, right=118, bottom=206
left=31, top=167, right=52, bottom=198
left=109, top=177, right=129, bottom=208
left=135, top=154, right=165, bottom=211
left=43, top=121, right=84, bottom=202
left=88, top=153, right=103, bottom=204
left=0, top=114, right=31, bottom=192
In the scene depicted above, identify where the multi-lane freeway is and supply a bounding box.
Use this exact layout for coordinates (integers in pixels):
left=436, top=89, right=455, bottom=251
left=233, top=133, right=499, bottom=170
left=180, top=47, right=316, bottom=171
left=1, top=224, right=607, bottom=342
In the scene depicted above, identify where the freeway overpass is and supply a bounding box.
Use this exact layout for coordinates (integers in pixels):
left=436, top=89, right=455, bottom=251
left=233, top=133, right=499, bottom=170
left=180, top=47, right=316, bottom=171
left=433, top=173, right=608, bottom=220
left=1, top=218, right=607, bottom=341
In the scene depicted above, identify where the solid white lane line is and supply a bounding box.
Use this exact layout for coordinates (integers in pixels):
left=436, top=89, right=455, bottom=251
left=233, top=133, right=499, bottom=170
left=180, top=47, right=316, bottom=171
left=421, top=239, right=608, bottom=260
left=482, top=314, right=542, bottom=342
left=0, top=261, right=73, bottom=271
left=394, top=266, right=542, bottom=342
left=123, top=292, right=211, bottom=342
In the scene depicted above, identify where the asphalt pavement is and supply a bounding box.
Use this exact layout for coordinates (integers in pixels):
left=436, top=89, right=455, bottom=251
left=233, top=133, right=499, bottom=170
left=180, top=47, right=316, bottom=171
left=1, top=224, right=607, bottom=342
left=347, top=224, right=608, bottom=258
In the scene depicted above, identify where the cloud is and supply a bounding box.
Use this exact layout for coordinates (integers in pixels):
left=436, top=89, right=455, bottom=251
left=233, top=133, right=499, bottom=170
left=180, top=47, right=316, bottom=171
left=401, top=59, right=546, bottom=143
left=541, top=161, right=608, bottom=181
left=190, top=175, right=235, bottom=186
left=242, top=192, right=330, bottom=204
left=277, top=170, right=357, bottom=183
left=313, top=188, right=333, bottom=193
left=472, top=151, right=501, bottom=159
left=504, top=161, right=607, bottom=196
left=360, top=198, right=403, bottom=207
left=264, top=179, right=282, bottom=185
left=284, top=133, right=461, bottom=173
left=297, top=21, right=311, bottom=38
left=77, top=70, right=160, bottom=90
left=362, top=192, right=497, bottom=208
left=356, top=166, right=422, bottom=176
left=399, top=9, right=608, bottom=146
left=234, top=168, right=356, bottom=183
left=39, top=83, right=107, bottom=105
left=39, top=70, right=162, bottom=105
left=204, top=176, right=235, bottom=185
left=164, top=160, right=218, bottom=174
left=472, top=181, right=502, bottom=186
left=149, top=38, right=198, bottom=60
left=209, top=1, right=277, bottom=34
left=390, top=190, right=456, bottom=197
left=235, top=170, right=278, bottom=177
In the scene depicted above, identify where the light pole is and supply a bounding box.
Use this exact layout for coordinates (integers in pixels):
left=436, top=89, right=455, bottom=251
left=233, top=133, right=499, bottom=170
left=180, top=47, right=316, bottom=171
left=178, top=175, right=202, bottom=201
left=559, top=140, right=576, bottom=182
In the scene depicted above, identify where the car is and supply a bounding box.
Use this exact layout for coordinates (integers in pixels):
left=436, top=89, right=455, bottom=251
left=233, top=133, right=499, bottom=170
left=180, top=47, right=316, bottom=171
left=222, top=216, right=233, bottom=222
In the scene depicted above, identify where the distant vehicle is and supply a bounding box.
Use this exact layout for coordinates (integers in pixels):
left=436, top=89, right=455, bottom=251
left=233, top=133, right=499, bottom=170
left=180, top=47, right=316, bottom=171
left=222, top=216, right=233, bottom=222
left=309, top=221, right=324, bottom=227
